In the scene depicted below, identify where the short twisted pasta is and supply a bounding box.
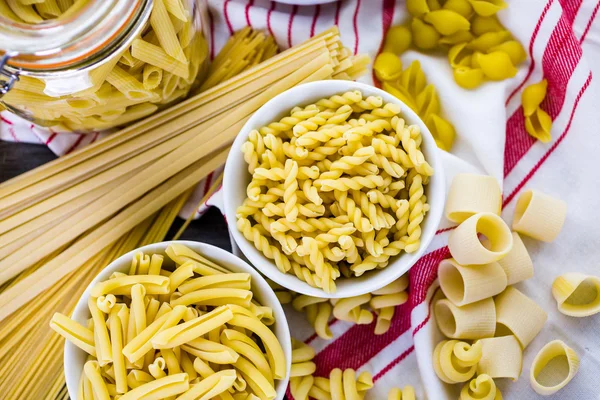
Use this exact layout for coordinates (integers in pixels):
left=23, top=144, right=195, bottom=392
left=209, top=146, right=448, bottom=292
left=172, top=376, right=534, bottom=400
left=329, top=146, right=375, bottom=171
left=238, top=90, right=432, bottom=291
left=296, top=124, right=350, bottom=147
left=258, top=106, right=320, bottom=137
left=371, top=137, right=414, bottom=168
left=241, top=142, right=259, bottom=174
left=351, top=95, right=384, bottom=112
left=333, top=190, right=373, bottom=233
left=405, top=174, right=425, bottom=253
left=236, top=218, right=291, bottom=273
left=318, top=175, right=385, bottom=192
left=314, top=90, right=363, bottom=110
left=270, top=216, right=350, bottom=233
left=393, top=117, right=434, bottom=176
left=433, top=340, right=483, bottom=384
left=283, top=160, right=299, bottom=222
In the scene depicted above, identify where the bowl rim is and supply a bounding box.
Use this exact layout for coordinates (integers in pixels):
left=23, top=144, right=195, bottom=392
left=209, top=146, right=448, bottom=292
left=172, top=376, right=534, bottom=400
left=64, top=240, right=292, bottom=400
left=223, top=80, right=445, bottom=299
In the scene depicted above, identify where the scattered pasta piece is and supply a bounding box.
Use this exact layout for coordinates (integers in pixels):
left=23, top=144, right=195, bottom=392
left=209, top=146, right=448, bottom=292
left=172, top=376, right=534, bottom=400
left=512, top=189, right=567, bottom=242
left=434, top=298, right=496, bottom=339
left=399, top=0, right=524, bottom=89
left=438, top=258, right=507, bottom=306
left=433, top=339, right=483, bottom=384
left=383, top=26, right=413, bottom=55
left=388, top=385, right=417, bottom=400
left=377, top=58, right=456, bottom=151
left=522, top=79, right=552, bottom=143
left=552, top=273, right=600, bottom=317
left=530, top=340, right=579, bottom=396
left=237, top=91, right=433, bottom=293
left=494, top=286, right=547, bottom=348
left=448, top=212, right=513, bottom=265
left=460, top=374, right=502, bottom=400
left=50, top=244, right=287, bottom=399
left=445, top=174, right=502, bottom=223
left=475, top=335, right=522, bottom=380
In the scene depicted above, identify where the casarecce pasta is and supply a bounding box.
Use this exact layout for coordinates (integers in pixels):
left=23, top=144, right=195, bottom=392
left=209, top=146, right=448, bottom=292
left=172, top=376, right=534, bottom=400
left=50, top=244, right=287, bottom=399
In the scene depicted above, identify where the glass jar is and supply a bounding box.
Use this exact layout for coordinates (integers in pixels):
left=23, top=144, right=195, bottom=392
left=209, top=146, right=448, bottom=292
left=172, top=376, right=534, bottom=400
left=0, top=0, right=209, bottom=132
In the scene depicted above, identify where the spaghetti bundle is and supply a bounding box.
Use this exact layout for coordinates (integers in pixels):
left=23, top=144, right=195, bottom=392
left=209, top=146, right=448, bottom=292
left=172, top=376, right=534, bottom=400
left=0, top=26, right=369, bottom=398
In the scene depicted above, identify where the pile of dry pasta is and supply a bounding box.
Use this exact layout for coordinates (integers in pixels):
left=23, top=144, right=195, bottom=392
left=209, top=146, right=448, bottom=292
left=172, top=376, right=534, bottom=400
left=373, top=57, right=456, bottom=151
left=431, top=173, right=593, bottom=398
left=237, top=92, right=433, bottom=293
left=1, top=0, right=211, bottom=131
left=0, top=27, right=369, bottom=399
left=51, top=243, right=287, bottom=400
left=377, top=0, right=526, bottom=90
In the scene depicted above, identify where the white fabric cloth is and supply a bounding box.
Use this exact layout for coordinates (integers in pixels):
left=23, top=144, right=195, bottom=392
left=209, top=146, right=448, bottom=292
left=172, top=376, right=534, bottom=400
left=2, top=0, right=600, bottom=398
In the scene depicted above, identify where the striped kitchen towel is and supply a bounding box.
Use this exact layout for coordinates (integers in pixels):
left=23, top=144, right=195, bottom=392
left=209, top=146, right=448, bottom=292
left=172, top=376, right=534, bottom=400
left=2, top=1, right=600, bottom=398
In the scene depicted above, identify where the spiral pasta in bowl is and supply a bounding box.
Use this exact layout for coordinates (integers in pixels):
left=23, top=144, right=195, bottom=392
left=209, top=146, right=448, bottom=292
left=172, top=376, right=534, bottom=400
left=57, top=241, right=291, bottom=400
left=223, top=80, right=444, bottom=298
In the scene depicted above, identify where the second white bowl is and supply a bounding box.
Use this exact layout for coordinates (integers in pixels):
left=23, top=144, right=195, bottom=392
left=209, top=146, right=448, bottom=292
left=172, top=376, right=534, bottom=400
left=64, top=241, right=292, bottom=400
left=224, top=80, right=445, bottom=298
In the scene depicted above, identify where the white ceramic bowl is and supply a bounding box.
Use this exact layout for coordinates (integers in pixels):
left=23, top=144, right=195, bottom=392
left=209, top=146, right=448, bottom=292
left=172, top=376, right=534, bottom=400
left=64, top=241, right=292, bottom=400
left=223, top=80, right=445, bottom=299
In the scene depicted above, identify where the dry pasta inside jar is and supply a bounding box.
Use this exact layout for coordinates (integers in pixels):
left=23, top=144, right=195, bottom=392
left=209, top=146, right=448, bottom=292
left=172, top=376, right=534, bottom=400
left=0, top=0, right=209, bottom=132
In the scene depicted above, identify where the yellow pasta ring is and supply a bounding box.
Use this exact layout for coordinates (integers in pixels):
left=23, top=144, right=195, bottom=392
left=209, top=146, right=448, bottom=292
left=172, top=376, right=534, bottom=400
left=525, top=107, right=552, bottom=143
left=468, top=0, right=508, bottom=17
left=416, top=84, right=441, bottom=120
left=439, top=31, right=475, bottom=46
left=400, top=59, right=427, bottom=98
left=383, top=25, right=413, bottom=54
left=424, top=10, right=471, bottom=36
left=407, top=0, right=430, bottom=16
left=530, top=340, right=579, bottom=396
left=373, top=52, right=404, bottom=82
left=471, top=15, right=504, bottom=36
left=467, top=30, right=512, bottom=52
left=448, top=42, right=473, bottom=68
left=453, top=66, right=484, bottom=89
left=477, top=51, right=518, bottom=80
left=427, top=113, right=456, bottom=150
left=552, top=273, right=600, bottom=317
left=443, top=0, right=474, bottom=18
left=411, top=18, right=441, bottom=50
left=382, top=82, right=419, bottom=112
left=521, top=79, right=548, bottom=117
left=489, top=40, right=527, bottom=66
